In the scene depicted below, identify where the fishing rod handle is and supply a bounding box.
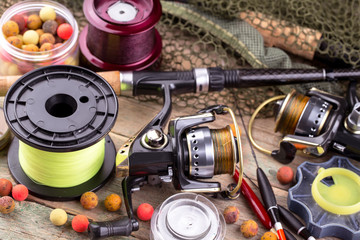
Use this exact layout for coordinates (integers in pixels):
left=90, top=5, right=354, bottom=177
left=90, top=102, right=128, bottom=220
left=88, top=217, right=135, bottom=239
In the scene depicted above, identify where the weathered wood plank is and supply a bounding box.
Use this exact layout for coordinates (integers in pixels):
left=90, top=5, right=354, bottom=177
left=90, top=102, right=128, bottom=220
left=0, top=95, right=352, bottom=240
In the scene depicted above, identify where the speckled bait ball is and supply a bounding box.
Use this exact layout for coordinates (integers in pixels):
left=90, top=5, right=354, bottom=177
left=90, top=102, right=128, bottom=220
left=35, top=29, right=44, bottom=37
left=2, top=20, right=19, bottom=37
left=261, top=231, right=277, bottom=240
left=0, top=179, right=13, bottom=196
left=57, top=23, right=73, bottom=40
left=40, top=43, right=54, bottom=51
left=55, top=16, right=65, bottom=26
left=22, top=44, right=39, bottom=52
left=0, top=196, right=15, bottom=214
left=104, top=193, right=122, bottom=212
left=42, top=20, right=58, bottom=35
left=10, top=15, right=26, bottom=32
left=27, top=14, right=42, bottom=30
left=39, top=33, right=55, bottom=45
left=54, top=43, right=62, bottom=49
left=50, top=208, right=68, bottom=226
left=7, top=36, right=23, bottom=48
left=80, top=191, right=98, bottom=210
left=39, top=6, right=56, bottom=22
left=240, top=220, right=259, bottom=238
left=54, top=35, right=63, bottom=44
left=23, top=30, right=39, bottom=45
left=223, top=206, right=240, bottom=224
left=72, top=215, right=89, bottom=232
left=277, top=166, right=294, bottom=185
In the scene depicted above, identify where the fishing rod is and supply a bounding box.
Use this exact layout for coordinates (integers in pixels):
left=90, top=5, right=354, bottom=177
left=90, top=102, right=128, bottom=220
left=1, top=67, right=360, bottom=97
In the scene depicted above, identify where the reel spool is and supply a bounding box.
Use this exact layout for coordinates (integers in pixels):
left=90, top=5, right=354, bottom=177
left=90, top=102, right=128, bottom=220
left=79, top=0, right=162, bottom=71
left=288, top=156, right=360, bottom=240
left=274, top=90, right=332, bottom=137
left=185, top=126, right=236, bottom=179
left=4, top=65, right=118, bottom=200
left=150, top=193, right=226, bottom=240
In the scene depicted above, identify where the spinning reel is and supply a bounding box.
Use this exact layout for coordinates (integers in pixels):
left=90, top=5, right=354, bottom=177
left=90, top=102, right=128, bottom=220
left=89, top=85, right=243, bottom=238
left=250, top=81, right=360, bottom=163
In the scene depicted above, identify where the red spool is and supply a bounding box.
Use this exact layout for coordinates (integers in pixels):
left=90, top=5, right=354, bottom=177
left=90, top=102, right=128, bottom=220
left=79, top=0, right=162, bottom=71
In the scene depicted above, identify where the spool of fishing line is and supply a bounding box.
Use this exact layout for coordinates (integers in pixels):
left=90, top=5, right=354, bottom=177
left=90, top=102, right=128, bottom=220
left=150, top=193, right=226, bottom=240
left=4, top=65, right=118, bottom=200
left=79, top=0, right=162, bottom=71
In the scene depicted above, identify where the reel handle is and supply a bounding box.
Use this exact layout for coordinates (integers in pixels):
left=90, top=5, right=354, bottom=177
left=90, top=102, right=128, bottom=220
left=88, top=217, right=134, bottom=239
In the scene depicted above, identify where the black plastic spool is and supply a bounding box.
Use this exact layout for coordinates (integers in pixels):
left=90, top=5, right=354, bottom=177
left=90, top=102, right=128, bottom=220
left=4, top=65, right=118, bottom=200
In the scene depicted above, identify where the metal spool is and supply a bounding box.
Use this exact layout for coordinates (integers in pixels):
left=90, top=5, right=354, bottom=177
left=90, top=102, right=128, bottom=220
left=186, top=126, right=236, bottom=178
left=79, top=0, right=162, bottom=71
left=275, top=90, right=332, bottom=137
left=4, top=65, right=118, bottom=200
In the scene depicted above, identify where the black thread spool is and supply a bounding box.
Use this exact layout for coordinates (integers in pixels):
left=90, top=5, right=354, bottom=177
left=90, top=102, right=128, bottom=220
left=4, top=65, right=118, bottom=200
left=79, top=0, right=163, bottom=71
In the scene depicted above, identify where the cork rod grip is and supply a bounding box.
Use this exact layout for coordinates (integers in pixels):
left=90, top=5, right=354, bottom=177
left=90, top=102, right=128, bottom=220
left=239, top=11, right=322, bottom=60
left=0, top=71, right=121, bottom=97
left=0, top=75, right=20, bottom=97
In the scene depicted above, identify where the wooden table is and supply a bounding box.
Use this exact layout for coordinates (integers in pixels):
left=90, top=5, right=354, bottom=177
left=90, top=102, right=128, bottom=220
left=0, top=95, right=359, bottom=240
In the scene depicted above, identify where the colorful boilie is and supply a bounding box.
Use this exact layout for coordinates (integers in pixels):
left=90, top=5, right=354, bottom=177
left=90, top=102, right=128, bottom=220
left=0, top=196, right=15, bottom=214
left=223, top=206, right=240, bottom=224
left=261, top=231, right=278, bottom=240
left=104, top=193, right=122, bottom=212
left=240, top=219, right=259, bottom=238
left=0, top=178, right=12, bottom=196
left=277, top=166, right=294, bottom=185
left=71, top=215, right=89, bottom=232
left=50, top=208, right=68, bottom=226
left=12, top=184, right=28, bottom=201
left=80, top=191, right=98, bottom=210
left=137, top=203, right=154, bottom=221
left=2, top=6, right=73, bottom=52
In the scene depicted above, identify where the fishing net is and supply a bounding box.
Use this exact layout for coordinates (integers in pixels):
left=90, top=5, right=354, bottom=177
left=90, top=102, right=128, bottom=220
left=0, top=0, right=351, bottom=116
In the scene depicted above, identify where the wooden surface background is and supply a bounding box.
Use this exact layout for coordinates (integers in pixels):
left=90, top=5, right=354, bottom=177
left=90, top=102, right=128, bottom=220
left=1, top=95, right=359, bottom=240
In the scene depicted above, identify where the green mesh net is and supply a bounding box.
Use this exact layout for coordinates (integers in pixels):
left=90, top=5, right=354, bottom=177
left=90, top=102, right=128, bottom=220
left=0, top=0, right=352, bottom=116
left=187, top=0, right=360, bottom=67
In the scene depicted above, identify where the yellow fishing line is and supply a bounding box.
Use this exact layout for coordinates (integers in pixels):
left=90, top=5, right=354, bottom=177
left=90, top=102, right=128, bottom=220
left=18, top=139, right=105, bottom=188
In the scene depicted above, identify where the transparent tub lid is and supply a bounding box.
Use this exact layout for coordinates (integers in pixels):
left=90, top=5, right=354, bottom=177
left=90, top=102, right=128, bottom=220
left=150, top=193, right=226, bottom=240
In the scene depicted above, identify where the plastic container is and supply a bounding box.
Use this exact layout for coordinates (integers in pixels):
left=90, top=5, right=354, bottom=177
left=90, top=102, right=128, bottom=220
left=0, top=0, right=79, bottom=76
left=150, top=193, right=226, bottom=240
left=288, top=156, right=360, bottom=240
